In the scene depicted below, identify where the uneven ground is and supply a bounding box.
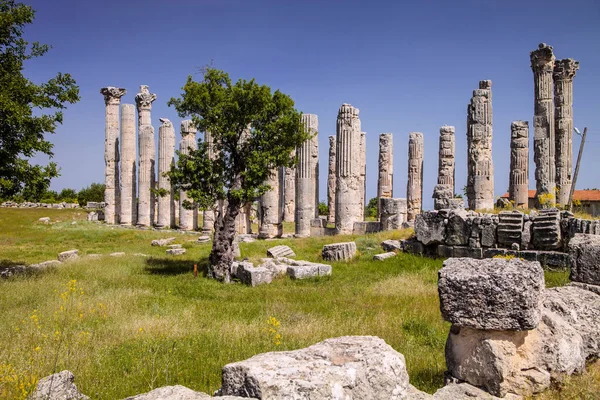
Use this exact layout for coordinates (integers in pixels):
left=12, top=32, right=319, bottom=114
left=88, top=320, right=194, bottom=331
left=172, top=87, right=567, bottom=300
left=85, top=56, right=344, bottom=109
left=0, top=208, right=596, bottom=399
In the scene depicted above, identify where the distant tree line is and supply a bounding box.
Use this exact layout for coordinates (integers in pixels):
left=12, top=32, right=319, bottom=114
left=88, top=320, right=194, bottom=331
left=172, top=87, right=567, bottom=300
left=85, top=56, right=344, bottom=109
left=2, top=183, right=105, bottom=206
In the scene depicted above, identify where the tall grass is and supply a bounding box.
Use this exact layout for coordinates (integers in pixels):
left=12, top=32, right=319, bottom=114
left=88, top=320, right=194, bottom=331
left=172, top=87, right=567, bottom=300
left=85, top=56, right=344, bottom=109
left=0, top=208, right=587, bottom=399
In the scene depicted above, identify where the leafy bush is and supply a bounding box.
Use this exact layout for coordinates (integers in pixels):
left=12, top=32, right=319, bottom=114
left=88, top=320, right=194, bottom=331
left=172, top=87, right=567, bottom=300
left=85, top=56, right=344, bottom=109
left=77, top=183, right=105, bottom=206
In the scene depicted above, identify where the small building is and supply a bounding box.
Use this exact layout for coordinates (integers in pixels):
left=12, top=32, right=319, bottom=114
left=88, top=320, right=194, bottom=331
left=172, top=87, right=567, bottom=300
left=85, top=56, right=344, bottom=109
left=499, top=189, right=600, bottom=216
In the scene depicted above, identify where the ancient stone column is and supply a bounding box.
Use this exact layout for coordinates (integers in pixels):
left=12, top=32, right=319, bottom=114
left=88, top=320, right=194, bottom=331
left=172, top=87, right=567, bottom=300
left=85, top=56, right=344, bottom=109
left=407, top=132, right=424, bottom=221
left=119, top=103, right=136, bottom=225
left=282, top=156, right=296, bottom=222
left=553, top=58, right=579, bottom=205
left=530, top=43, right=556, bottom=207
left=433, top=126, right=455, bottom=210
left=466, top=80, right=495, bottom=211
left=335, top=104, right=362, bottom=234
left=179, top=120, right=198, bottom=231
left=100, top=87, right=126, bottom=225
left=327, top=136, right=336, bottom=224
left=135, top=85, right=157, bottom=226
left=137, top=124, right=155, bottom=227
left=359, top=131, right=367, bottom=220
left=259, top=168, right=282, bottom=238
left=157, top=118, right=175, bottom=228
left=202, top=130, right=216, bottom=233
left=377, top=133, right=393, bottom=204
left=509, top=121, right=529, bottom=208
left=295, top=114, right=318, bottom=237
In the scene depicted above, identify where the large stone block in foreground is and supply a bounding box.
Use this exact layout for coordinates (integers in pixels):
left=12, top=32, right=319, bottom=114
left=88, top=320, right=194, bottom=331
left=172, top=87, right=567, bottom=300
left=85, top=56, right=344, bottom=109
left=438, top=258, right=544, bottom=330
left=322, top=242, right=357, bottom=261
left=217, top=336, right=411, bottom=399
left=569, top=233, right=600, bottom=285
left=30, top=370, right=89, bottom=400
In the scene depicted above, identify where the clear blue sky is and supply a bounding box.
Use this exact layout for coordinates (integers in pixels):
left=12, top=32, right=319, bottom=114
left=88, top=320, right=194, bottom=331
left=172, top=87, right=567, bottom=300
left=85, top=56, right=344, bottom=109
left=24, top=0, right=600, bottom=209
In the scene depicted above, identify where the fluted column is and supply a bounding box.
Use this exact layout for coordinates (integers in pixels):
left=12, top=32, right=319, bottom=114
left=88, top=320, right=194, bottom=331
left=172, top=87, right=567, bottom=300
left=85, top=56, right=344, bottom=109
left=335, top=104, right=362, bottom=234
left=327, top=136, right=336, bottom=224
left=466, top=80, right=494, bottom=211
left=135, top=85, right=157, bottom=226
left=433, top=126, right=456, bottom=210
left=509, top=121, right=529, bottom=208
left=119, top=103, right=136, bottom=225
left=359, top=131, right=367, bottom=221
left=295, top=114, right=318, bottom=237
left=259, top=168, right=283, bottom=238
left=407, top=132, right=424, bottom=221
left=530, top=43, right=556, bottom=207
left=179, top=120, right=198, bottom=230
left=202, top=130, right=216, bottom=233
left=283, top=154, right=296, bottom=222
left=157, top=118, right=175, bottom=228
left=377, top=133, right=393, bottom=206
left=100, top=87, right=126, bottom=225
left=553, top=58, right=579, bottom=205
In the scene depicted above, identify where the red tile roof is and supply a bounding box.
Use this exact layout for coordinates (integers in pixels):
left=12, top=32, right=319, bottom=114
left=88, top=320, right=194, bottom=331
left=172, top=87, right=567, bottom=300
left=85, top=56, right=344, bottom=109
left=500, top=189, right=600, bottom=201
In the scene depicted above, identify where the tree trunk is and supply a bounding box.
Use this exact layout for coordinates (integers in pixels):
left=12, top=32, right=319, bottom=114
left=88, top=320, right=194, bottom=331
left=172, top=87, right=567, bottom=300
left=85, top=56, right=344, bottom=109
left=209, top=196, right=241, bottom=282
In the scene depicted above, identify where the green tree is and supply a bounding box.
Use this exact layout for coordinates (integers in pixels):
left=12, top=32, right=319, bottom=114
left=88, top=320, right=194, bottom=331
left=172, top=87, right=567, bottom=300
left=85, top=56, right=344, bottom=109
left=58, top=187, right=77, bottom=202
left=318, top=201, right=328, bottom=216
left=0, top=1, right=80, bottom=199
left=365, top=197, right=379, bottom=218
left=77, top=183, right=105, bottom=207
left=168, top=67, right=310, bottom=282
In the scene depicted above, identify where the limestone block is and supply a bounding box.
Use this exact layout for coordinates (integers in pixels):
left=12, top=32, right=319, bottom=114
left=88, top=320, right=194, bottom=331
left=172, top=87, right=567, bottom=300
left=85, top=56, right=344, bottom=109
left=217, top=336, right=411, bottom=399
left=238, top=264, right=273, bottom=287
left=402, top=239, right=424, bottom=255
left=497, top=211, right=524, bottom=247
left=521, top=220, right=532, bottom=250
left=373, top=252, right=396, bottom=261
left=481, top=223, right=497, bottom=247
left=322, top=242, right=357, bottom=261
left=381, top=239, right=402, bottom=252
left=352, top=221, right=381, bottom=234
left=433, top=383, right=522, bottom=400
left=437, top=245, right=454, bottom=258
left=286, top=262, right=332, bottom=279
left=267, top=245, right=296, bottom=259
left=166, top=248, right=186, bottom=256
left=257, top=258, right=288, bottom=278
left=569, top=233, right=600, bottom=285
left=445, top=209, right=470, bottom=246
left=532, top=208, right=561, bottom=250
left=197, top=236, right=210, bottom=243
left=518, top=250, right=538, bottom=262
left=438, top=258, right=544, bottom=330
left=543, top=285, right=600, bottom=359
left=379, top=198, right=407, bottom=230
left=415, top=211, right=446, bottom=245
left=58, top=250, right=79, bottom=262
left=536, top=251, right=570, bottom=269
left=123, top=385, right=210, bottom=400
left=452, top=246, right=483, bottom=259
left=151, top=237, right=176, bottom=247
left=30, top=370, right=89, bottom=400
left=167, top=244, right=182, bottom=249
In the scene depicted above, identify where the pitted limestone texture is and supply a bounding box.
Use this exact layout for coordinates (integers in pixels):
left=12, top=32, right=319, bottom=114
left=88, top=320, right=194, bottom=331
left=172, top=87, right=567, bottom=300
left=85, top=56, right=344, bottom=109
left=438, top=257, right=544, bottom=330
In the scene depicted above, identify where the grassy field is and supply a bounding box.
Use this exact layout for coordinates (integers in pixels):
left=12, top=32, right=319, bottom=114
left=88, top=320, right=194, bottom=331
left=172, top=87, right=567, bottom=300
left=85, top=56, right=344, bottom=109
left=0, top=208, right=596, bottom=399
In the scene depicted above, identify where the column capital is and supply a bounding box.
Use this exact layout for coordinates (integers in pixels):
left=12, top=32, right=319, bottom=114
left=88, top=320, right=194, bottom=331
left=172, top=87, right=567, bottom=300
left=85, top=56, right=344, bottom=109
left=553, top=58, right=580, bottom=81
left=181, top=119, right=197, bottom=136
left=479, top=80, right=492, bottom=90
left=530, top=43, right=555, bottom=73
left=440, top=125, right=455, bottom=135
left=135, top=85, right=157, bottom=109
left=159, top=117, right=173, bottom=128
left=100, top=87, right=126, bottom=105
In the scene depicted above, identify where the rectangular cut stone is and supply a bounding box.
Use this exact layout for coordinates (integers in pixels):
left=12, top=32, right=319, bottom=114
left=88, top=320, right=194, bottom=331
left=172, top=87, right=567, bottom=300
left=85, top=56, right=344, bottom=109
left=437, top=245, right=454, bottom=258
left=266, top=245, right=296, bottom=259
left=238, top=265, right=272, bottom=287
left=569, top=234, right=600, bottom=285
left=453, top=246, right=483, bottom=259
left=58, top=250, right=79, bottom=262
left=322, top=242, right=357, bottom=261
left=287, top=263, right=332, bottom=279
left=373, top=252, right=396, bottom=261
left=438, top=257, right=544, bottom=330
left=352, top=221, right=381, bottom=234
left=381, top=240, right=402, bottom=252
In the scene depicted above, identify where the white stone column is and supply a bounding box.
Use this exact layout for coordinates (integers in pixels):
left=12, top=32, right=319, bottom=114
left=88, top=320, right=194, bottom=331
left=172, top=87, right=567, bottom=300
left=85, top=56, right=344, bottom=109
left=135, top=85, right=157, bottom=227
left=295, top=114, right=318, bottom=237
left=509, top=121, right=529, bottom=208
left=359, top=131, right=367, bottom=221
left=553, top=58, right=579, bottom=205
left=202, top=130, right=216, bottom=233
left=433, top=126, right=456, bottom=210
left=157, top=118, right=175, bottom=228
left=283, top=156, right=296, bottom=223
left=100, top=87, right=126, bottom=225
left=466, top=80, right=494, bottom=211
left=179, top=120, right=198, bottom=231
left=327, top=135, right=336, bottom=224
left=407, top=132, right=424, bottom=222
left=530, top=43, right=556, bottom=207
left=377, top=133, right=393, bottom=211
left=335, top=104, right=362, bottom=234
left=119, top=103, right=136, bottom=225
left=259, top=168, right=283, bottom=238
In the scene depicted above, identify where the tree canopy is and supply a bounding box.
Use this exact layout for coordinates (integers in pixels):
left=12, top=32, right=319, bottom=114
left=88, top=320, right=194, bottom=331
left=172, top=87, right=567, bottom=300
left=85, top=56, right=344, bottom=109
left=0, top=0, right=80, bottom=199
left=168, top=67, right=311, bottom=281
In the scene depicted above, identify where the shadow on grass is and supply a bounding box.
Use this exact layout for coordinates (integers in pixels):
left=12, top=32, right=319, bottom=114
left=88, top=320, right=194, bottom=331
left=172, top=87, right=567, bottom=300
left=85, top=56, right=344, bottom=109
left=0, top=258, right=27, bottom=268
left=144, top=257, right=210, bottom=277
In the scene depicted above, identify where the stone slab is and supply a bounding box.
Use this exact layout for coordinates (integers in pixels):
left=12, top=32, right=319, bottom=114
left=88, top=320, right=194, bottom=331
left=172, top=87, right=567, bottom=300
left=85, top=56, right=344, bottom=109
left=322, top=242, right=357, bottom=261
left=373, top=252, right=396, bottom=261
left=58, top=249, right=79, bottom=262
left=569, top=233, right=600, bottom=285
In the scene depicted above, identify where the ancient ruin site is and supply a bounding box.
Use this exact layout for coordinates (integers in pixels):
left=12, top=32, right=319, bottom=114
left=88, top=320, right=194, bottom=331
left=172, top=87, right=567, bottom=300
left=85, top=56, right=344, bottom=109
left=1, top=1, right=599, bottom=399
